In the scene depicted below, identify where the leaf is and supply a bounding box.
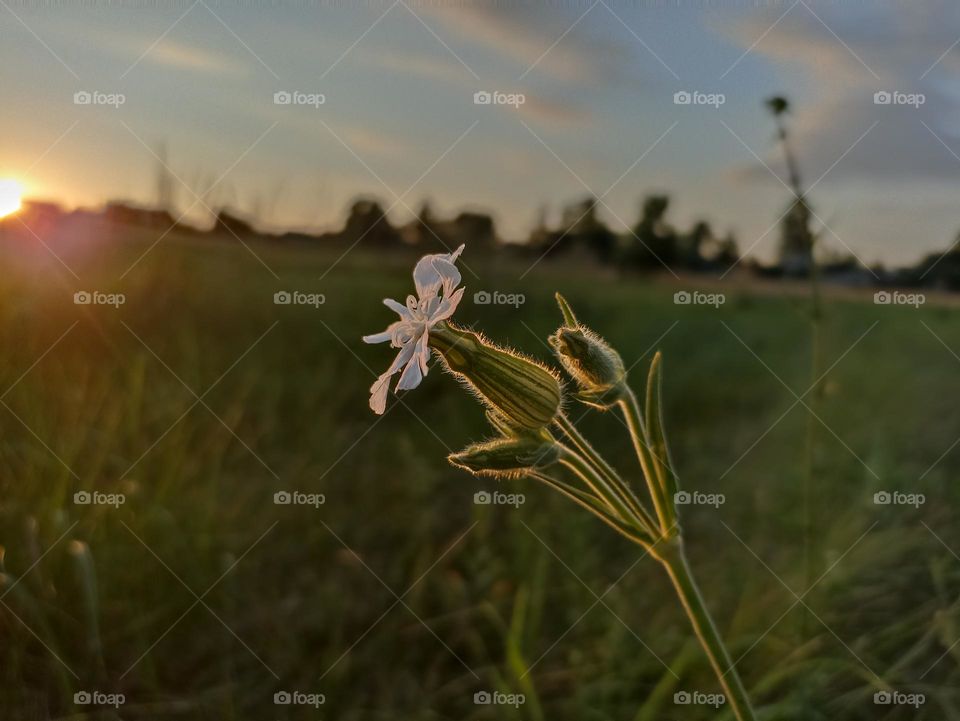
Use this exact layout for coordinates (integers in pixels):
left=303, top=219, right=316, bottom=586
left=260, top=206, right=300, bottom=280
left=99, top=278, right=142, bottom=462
left=554, top=292, right=579, bottom=328
left=645, top=352, right=678, bottom=502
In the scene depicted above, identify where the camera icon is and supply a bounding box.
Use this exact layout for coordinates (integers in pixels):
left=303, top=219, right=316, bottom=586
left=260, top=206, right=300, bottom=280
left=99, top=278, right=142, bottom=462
left=74, top=491, right=92, bottom=505
left=873, top=491, right=891, bottom=505
left=274, top=491, right=292, bottom=505
left=74, top=91, right=92, bottom=105
left=274, top=291, right=292, bottom=305
left=673, top=291, right=691, bottom=305
left=473, top=290, right=491, bottom=305
left=74, top=691, right=92, bottom=704
left=674, top=491, right=691, bottom=505
left=74, top=291, right=92, bottom=305
left=473, top=491, right=491, bottom=505
left=873, top=91, right=892, bottom=105
left=874, top=691, right=892, bottom=704
left=474, top=691, right=492, bottom=704
left=873, top=291, right=891, bottom=304
left=274, top=691, right=292, bottom=704
left=274, top=91, right=292, bottom=105
left=674, top=691, right=691, bottom=704
left=673, top=91, right=692, bottom=105
left=473, top=91, right=492, bottom=105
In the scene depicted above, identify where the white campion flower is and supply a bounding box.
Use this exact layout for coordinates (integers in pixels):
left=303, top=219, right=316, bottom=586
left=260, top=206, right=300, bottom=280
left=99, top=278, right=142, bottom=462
left=362, top=244, right=466, bottom=414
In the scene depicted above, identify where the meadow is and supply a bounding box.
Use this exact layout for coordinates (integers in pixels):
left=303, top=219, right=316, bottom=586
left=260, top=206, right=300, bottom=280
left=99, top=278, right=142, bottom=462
left=0, top=226, right=958, bottom=720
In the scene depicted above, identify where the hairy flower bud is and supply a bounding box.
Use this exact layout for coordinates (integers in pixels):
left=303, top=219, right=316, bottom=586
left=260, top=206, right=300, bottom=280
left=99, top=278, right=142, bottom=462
left=549, top=325, right=626, bottom=407
left=448, top=436, right=561, bottom=477
left=429, top=324, right=562, bottom=430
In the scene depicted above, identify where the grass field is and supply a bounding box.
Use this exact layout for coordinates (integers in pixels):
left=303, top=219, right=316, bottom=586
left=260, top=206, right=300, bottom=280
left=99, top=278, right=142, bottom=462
left=1, top=226, right=958, bottom=720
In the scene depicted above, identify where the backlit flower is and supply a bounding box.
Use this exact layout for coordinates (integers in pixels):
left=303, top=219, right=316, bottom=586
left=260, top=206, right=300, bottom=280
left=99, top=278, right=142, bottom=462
left=362, top=244, right=465, bottom=414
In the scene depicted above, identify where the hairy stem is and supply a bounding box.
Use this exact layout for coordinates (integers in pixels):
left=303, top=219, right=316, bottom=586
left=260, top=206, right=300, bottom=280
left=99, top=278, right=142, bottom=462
left=655, top=539, right=757, bottom=721
left=618, top=389, right=674, bottom=533
left=554, top=414, right=658, bottom=535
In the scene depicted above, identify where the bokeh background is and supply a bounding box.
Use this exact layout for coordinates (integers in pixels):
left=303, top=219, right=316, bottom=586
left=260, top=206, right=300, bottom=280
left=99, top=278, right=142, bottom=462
left=2, top=2, right=960, bottom=719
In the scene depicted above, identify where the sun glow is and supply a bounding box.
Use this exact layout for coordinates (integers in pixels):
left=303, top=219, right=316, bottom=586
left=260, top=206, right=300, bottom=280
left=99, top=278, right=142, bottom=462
left=0, top=179, right=23, bottom=218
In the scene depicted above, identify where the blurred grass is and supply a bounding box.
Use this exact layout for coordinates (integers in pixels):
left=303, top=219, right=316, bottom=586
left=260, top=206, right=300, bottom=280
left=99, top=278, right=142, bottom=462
left=0, top=227, right=959, bottom=719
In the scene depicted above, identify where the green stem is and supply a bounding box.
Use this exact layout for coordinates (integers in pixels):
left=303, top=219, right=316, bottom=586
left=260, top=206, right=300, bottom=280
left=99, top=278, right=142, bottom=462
left=554, top=414, right=658, bottom=535
left=529, top=472, right=651, bottom=547
left=655, top=539, right=756, bottom=721
left=619, top=389, right=674, bottom=532
left=559, top=448, right=643, bottom=529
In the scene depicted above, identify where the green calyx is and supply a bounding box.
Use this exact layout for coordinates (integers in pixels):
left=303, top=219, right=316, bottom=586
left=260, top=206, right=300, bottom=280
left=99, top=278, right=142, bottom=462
left=429, top=323, right=562, bottom=430
left=448, top=435, right=561, bottom=478
left=549, top=294, right=627, bottom=407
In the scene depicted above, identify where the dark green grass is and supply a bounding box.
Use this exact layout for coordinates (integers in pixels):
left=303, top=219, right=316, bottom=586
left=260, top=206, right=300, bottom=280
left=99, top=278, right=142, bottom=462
left=0, top=228, right=958, bottom=720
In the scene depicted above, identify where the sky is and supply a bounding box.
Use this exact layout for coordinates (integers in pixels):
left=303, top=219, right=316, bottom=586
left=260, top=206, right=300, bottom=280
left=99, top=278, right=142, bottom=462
left=3, top=0, right=960, bottom=266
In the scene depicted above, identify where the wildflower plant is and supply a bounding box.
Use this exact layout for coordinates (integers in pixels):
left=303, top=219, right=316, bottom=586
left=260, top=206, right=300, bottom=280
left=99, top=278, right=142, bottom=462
left=363, top=246, right=757, bottom=721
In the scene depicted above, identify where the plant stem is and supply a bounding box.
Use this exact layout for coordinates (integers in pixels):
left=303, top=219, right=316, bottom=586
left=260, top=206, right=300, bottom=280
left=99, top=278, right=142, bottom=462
left=655, top=538, right=757, bottom=721
left=554, top=414, right=658, bottom=534
left=619, top=390, right=673, bottom=532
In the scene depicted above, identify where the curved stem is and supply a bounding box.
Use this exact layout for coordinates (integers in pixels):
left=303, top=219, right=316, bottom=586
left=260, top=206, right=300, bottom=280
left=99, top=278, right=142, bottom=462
left=554, top=414, right=658, bottom=535
left=529, top=472, right=652, bottom=547
left=618, top=389, right=674, bottom=532
left=656, top=539, right=757, bottom=721
left=558, top=447, right=648, bottom=531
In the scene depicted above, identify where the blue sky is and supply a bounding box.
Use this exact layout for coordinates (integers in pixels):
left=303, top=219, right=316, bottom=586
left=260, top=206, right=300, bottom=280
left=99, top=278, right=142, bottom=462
left=3, top=1, right=960, bottom=266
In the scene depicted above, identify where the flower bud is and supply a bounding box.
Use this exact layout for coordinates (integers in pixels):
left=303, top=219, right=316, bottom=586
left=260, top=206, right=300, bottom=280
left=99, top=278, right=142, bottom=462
left=449, top=436, right=561, bottom=478
left=549, top=325, right=626, bottom=406
left=429, top=324, right=562, bottom=430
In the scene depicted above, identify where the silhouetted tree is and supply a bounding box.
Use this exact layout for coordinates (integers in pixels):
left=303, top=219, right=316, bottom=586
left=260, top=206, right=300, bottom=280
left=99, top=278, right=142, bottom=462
left=626, top=194, right=677, bottom=269
left=560, top=196, right=617, bottom=263
left=341, top=197, right=399, bottom=246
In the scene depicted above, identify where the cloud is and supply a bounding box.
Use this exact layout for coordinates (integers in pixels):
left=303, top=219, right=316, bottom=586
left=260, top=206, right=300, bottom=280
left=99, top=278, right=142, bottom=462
left=424, top=3, right=630, bottom=85
left=722, top=3, right=960, bottom=184
left=144, top=39, right=243, bottom=75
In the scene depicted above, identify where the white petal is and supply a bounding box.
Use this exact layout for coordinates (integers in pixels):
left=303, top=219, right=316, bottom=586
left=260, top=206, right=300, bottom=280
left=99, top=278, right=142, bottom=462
left=413, top=245, right=465, bottom=298
left=362, top=320, right=403, bottom=344
left=431, top=286, right=465, bottom=323
left=383, top=298, right=412, bottom=320
left=368, top=373, right=391, bottom=414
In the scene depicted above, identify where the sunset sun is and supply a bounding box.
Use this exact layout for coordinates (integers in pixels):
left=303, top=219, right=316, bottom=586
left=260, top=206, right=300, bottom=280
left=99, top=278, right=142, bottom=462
left=0, top=179, right=23, bottom=218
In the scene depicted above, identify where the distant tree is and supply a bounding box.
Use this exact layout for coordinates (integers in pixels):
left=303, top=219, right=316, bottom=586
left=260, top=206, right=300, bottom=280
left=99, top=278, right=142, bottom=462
left=452, top=211, right=496, bottom=248
left=766, top=96, right=814, bottom=276
left=626, top=194, right=677, bottom=269
left=561, top=196, right=617, bottom=263
left=341, top=197, right=399, bottom=246
left=679, top=220, right=713, bottom=268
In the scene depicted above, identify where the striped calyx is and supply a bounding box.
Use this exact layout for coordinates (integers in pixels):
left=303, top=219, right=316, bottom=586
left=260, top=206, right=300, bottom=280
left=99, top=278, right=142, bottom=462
left=429, top=323, right=562, bottom=430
